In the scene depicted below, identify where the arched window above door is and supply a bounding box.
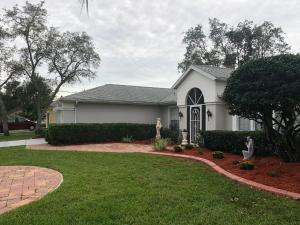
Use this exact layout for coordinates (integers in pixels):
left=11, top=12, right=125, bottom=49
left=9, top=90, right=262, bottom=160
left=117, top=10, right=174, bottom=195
left=186, top=88, right=204, bottom=105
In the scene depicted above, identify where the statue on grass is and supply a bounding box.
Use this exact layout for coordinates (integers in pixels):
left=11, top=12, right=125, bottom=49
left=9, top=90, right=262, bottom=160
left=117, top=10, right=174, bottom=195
left=242, top=136, right=254, bottom=160
left=156, top=118, right=162, bottom=139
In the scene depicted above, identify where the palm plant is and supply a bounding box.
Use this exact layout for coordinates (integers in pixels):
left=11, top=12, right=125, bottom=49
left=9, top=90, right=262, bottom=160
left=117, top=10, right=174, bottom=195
left=79, top=0, right=88, bottom=13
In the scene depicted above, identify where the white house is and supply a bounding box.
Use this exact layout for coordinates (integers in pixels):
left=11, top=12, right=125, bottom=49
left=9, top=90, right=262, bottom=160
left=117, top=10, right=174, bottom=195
left=47, top=65, right=260, bottom=143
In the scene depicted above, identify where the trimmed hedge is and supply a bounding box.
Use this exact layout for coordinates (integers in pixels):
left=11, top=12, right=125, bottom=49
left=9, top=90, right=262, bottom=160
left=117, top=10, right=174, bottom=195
left=199, top=130, right=272, bottom=156
left=46, top=123, right=178, bottom=145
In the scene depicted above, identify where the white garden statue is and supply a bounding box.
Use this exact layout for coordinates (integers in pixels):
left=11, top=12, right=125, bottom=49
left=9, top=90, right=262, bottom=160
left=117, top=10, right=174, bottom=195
left=242, top=136, right=254, bottom=160
left=156, top=118, right=162, bottom=139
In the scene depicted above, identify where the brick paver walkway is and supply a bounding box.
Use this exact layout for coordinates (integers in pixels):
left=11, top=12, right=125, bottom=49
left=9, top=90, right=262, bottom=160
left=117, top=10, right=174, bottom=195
left=27, top=143, right=154, bottom=153
left=0, top=166, right=63, bottom=214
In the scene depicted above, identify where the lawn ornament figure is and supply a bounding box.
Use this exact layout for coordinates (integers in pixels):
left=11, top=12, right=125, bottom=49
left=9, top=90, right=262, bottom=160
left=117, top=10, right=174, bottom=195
left=156, top=118, right=162, bottom=139
left=242, top=136, right=254, bottom=160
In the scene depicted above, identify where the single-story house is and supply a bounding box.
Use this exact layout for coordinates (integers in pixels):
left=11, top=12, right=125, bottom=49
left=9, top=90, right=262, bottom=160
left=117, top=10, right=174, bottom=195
left=47, top=64, right=261, bottom=143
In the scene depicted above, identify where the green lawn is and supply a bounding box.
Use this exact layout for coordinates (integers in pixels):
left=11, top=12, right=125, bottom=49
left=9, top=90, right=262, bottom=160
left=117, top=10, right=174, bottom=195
left=0, top=147, right=299, bottom=225
left=0, top=131, right=34, bottom=142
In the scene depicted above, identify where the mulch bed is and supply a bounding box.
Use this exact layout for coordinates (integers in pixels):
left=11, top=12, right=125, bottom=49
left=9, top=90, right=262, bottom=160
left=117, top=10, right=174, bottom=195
left=163, top=147, right=300, bottom=193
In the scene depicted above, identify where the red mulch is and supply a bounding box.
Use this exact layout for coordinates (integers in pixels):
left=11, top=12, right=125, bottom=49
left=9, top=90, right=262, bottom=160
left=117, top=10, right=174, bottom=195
left=165, top=148, right=300, bottom=193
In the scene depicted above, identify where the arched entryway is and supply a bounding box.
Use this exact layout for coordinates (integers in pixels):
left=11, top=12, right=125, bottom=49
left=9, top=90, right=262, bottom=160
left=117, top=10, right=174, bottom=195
left=186, top=88, right=206, bottom=143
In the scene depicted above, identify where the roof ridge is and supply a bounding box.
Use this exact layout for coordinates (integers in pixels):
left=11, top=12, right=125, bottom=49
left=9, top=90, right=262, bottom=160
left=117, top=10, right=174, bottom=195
left=104, top=83, right=172, bottom=90
left=194, top=64, right=233, bottom=70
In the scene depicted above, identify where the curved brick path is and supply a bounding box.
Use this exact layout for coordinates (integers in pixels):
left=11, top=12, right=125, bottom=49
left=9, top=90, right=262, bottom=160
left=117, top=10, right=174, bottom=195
left=27, top=143, right=153, bottom=152
left=148, top=152, right=300, bottom=200
left=0, top=166, right=63, bottom=214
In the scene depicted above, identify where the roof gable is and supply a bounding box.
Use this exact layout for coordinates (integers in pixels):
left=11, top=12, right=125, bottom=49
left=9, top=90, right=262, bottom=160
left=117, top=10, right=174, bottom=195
left=172, top=65, right=233, bottom=89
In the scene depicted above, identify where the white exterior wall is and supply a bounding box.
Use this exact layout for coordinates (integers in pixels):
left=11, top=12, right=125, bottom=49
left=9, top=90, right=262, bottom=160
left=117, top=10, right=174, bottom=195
left=177, top=70, right=217, bottom=105
left=52, top=101, right=178, bottom=128
left=160, top=106, right=170, bottom=128
left=73, top=102, right=172, bottom=126
left=178, top=106, right=188, bottom=130
left=176, top=70, right=232, bottom=131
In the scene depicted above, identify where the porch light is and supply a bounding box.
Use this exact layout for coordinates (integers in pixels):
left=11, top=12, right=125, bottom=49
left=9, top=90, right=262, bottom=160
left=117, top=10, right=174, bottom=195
left=207, top=110, right=212, bottom=119
left=178, top=111, right=183, bottom=118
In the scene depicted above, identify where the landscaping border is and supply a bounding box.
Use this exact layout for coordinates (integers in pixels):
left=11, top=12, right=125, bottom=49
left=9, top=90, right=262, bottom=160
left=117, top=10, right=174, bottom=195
left=147, top=152, right=300, bottom=200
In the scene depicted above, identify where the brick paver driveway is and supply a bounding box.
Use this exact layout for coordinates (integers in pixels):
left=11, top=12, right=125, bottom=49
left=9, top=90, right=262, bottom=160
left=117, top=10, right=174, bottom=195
left=27, top=143, right=154, bottom=153
left=0, top=166, right=63, bottom=214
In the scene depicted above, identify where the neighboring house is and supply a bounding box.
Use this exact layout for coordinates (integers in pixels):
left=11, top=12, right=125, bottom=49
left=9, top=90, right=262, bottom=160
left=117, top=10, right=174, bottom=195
left=47, top=64, right=261, bottom=143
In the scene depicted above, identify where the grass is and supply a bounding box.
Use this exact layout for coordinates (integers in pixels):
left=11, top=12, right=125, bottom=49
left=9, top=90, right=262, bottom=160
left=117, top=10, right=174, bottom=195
left=0, top=131, right=34, bottom=142
left=0, top=147, right=299, bottom=225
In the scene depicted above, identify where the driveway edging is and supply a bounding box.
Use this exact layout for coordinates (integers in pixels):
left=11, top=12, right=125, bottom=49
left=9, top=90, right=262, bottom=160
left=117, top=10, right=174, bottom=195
left=147, top=152, right=300, bottom=200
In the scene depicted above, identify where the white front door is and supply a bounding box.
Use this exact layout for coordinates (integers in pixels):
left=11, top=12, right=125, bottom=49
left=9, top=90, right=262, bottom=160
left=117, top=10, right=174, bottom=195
left=190, top=106, right=201, bottom=143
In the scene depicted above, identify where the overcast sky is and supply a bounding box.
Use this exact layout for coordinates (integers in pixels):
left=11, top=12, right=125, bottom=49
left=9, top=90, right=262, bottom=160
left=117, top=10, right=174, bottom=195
left=1, top=0, right=300, bottom=96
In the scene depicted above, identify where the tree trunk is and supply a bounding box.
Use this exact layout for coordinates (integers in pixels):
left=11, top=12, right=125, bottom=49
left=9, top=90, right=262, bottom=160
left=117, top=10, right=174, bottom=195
left=35, top=95, right=42, bottom=132
left=280, top=129, right=300, bottom=162
left=0, top=94, right=9, bottom=136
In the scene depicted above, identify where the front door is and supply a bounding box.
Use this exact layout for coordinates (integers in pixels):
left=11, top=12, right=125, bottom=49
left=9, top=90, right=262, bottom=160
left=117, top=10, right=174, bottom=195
left=190, top=106, right=201, bottom=143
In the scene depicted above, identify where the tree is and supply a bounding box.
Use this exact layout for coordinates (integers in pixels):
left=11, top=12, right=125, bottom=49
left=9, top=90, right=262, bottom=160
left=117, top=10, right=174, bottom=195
left=178, top=18, right=290, bottom=73
left=80, top=0, right=89, bottom=13
left=178, top=25, right=221, bottom=72
left=2, top=1, right=100, bottom=130
left=20, top=78, right=52, bottom=121
left=46, top=30, right=100, bottom=107
left=0, top=26, right=21, bottom=135
left=2, top=80, right=23, bottom=115
left=222, top=54, right=300, bottom=162
left=1, top=78, right=51, bottom=122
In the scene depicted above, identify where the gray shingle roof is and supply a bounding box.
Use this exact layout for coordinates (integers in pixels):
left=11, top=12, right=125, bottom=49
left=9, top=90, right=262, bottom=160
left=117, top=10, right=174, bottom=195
left=61, top=84, right=176, bottom=105
left=193, top=65, right=234, bottom=80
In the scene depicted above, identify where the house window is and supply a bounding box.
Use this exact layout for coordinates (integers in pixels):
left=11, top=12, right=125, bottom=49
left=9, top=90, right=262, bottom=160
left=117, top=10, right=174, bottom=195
left=169, top=107, right=179, bottom=131
left=238, top=117, right=251, bottom=131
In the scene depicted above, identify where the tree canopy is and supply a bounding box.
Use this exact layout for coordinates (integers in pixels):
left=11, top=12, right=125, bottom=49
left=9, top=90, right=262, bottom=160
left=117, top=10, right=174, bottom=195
left=1, top=1, right=100, bottom=130
left=178, top=18, right=290, bottom=73
left=223, top=54, right=300, bottom=162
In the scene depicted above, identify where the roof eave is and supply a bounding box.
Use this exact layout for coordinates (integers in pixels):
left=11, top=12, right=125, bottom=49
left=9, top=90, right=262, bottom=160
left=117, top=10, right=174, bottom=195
left=59, top=98, right=176, bottom=106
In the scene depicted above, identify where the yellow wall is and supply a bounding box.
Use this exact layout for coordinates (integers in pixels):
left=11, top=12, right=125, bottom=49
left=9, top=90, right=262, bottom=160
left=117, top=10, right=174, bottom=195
left=47, top=109, right=55, bottom=127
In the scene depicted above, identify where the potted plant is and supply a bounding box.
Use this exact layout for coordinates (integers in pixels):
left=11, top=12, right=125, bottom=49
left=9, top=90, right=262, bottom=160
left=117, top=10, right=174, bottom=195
left=181, top=129, right=188, bottom=145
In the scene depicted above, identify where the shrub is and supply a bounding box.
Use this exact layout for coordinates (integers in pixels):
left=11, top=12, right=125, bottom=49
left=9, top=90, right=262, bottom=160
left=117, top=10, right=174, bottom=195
left=199, top=130, right=272, bottom=156
left=153, top=138, right=169, bottom=151
left=212, top=151, right=224, bottom=159
left=161, top=128, right=179, bottom=144
left=185, top=144, right=194, bottom=150
left=232, top=160, right=240, bottom=165
left=122, top=135, right=134, bottom=143
left=239, top=161, right=255, bottom=170
left=267, top=171, right=280, bottom=177
left=174, top=146, right=183, bottom=152
left=35, top=127, right=47, bottom=137
left=197, top=148, right=203, bottom=155
left=47, top=123, right=156, bottom=145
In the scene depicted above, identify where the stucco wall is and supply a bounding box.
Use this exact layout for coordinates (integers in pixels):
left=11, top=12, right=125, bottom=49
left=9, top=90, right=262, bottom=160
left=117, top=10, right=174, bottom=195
left=160, top=106, right=169, bottom=128
left=175, top=69, right=232, bottom=131
left=74, top=102, right=173, bottom=126
left=178, top=106, right=187, bottom=130
left=62, top=110, right=75, bottom=123
left=176, top=70, right=217, bottom=106
left=55, top=111, right=62, bottom=124
left=215, top=80, right=226, bottom=99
